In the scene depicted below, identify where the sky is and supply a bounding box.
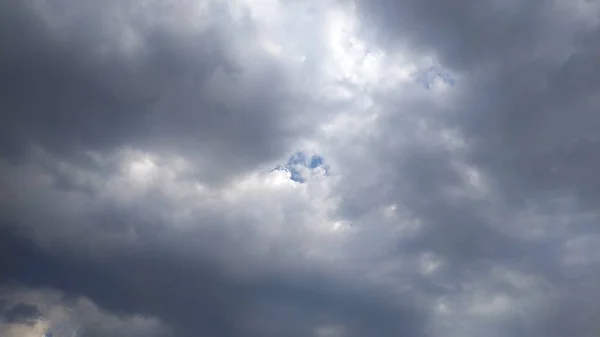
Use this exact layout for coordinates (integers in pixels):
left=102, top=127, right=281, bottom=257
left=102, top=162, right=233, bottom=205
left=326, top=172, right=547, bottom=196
left=1, top=0, right=600, bottom=336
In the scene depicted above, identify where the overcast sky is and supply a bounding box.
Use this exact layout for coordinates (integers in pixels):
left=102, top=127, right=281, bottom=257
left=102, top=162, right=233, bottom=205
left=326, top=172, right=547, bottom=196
left=1, top=0, right=600, bottom=336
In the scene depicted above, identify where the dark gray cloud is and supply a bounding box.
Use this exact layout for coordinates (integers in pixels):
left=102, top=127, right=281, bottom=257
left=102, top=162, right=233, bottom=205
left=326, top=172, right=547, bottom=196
left=334, top=0, right=600, bottom=335
left=3, top=0, right=600, bottom=336
left=0, top=224, right=427, bottom=337
left=0, top=0, right=312, bottom=183
left=1, top=302, right=42, bottom=325
left=354, top=0, right=583, bottom=70
left=354, top=0, right=600, bottom=207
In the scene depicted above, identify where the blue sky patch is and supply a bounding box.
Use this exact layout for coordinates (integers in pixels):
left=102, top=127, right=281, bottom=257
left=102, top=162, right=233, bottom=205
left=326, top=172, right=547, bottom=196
left=272, top=152, right=328, bottom=183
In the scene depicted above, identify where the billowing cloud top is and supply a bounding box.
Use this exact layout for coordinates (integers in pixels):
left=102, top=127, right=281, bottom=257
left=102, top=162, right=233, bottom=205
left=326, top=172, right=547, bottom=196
left=1, top=0, right=600, bottom=336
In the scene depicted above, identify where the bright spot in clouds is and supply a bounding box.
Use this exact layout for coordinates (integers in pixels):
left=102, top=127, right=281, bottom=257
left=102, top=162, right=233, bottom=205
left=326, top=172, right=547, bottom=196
left=127, top=155, right=156, bottom=181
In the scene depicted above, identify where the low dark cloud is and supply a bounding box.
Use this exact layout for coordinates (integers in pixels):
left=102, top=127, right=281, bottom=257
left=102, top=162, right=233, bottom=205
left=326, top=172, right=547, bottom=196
left=1, top=302, right=42, bottom=325
left=0, top=224, right=426, bottom=337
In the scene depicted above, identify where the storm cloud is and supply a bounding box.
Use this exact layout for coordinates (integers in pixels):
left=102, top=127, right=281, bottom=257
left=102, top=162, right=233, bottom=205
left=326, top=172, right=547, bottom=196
left=1, top=0, right=600, bottom=336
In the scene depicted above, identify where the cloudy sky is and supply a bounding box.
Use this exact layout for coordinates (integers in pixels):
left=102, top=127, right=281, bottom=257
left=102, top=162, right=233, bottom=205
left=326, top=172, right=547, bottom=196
left=1, top=0, right=600, bottom=336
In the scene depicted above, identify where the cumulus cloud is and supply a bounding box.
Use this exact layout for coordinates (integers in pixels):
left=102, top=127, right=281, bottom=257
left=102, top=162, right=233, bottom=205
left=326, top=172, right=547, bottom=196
left=1, top=0, right=600, bottom=336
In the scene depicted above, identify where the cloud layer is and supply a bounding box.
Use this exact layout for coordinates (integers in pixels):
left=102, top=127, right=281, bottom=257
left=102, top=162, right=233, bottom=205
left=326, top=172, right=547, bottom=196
left=1, top=0, right=600, bottom=336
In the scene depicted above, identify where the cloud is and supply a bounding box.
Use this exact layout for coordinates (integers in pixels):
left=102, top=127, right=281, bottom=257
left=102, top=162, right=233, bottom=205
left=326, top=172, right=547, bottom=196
left=0, top=222, right=426, bottom=337
left=1, top=302, right=42, bottom=325
left=0, top=0, right=323, bottom=184
left=2, top=0, right=600, bottom=336
left=353, top=0, right=600, bottom=206
left=335, top=0, right=600, bottom=335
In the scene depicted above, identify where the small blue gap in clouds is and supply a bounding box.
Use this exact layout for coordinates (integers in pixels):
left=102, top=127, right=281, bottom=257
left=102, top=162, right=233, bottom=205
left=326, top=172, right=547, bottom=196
left=272, top=152, right=329, bottom=183
left=308, top=155, right=324, bottom=169
left=289, top=169, right=304, bottom=183
left=286, top=152, right=307, bottom=166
